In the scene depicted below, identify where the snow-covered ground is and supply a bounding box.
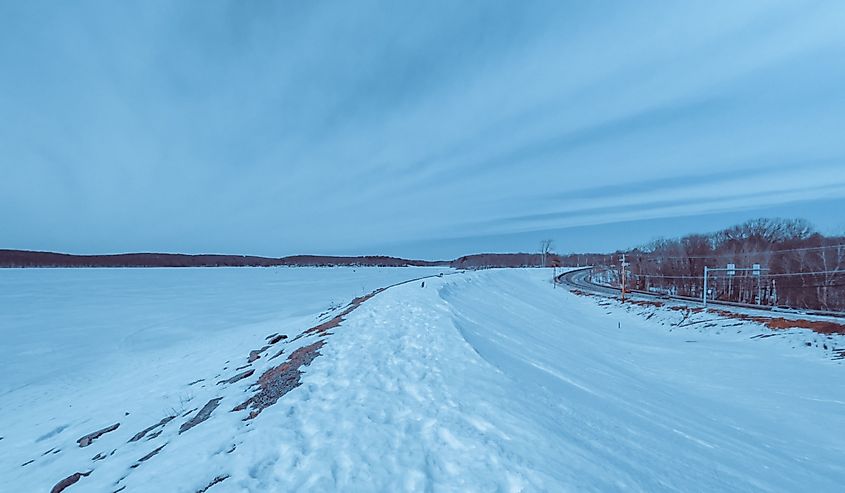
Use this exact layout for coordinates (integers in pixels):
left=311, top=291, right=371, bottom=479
left=2, top=268, right=843, bottom=492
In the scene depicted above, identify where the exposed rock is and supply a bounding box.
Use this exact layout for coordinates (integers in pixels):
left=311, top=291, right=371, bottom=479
left=268, top=334, right=287, bottom=344
left=130, top=444, right=166, bottom=468
left=247, top=345, right=271, bottom=363
left=77, top=423, right=119, bottom=447
left=269, top=348, right=285, bottom=360
left=179, top=398, right=223, bottom=434
left=129, top=415, right=176, bottom=442
left=196, top=474, right=229, bottom=493
left=50, top=471, right=91, bottom=493
left=217, top=369, right=255, bottom=385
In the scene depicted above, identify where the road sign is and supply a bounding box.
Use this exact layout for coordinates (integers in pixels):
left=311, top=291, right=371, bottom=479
left=752, top=263, right=761, bottom=276
left=727, top=263, right=736, bottom=276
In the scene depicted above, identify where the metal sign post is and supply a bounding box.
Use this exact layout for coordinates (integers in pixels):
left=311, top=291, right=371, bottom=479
left=703, top=265, right=769, bottom=308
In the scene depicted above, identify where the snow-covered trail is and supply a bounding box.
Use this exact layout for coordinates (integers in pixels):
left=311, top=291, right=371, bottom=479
left=3, top=268, right=843, bottom=491
left=233, top=268, right=843, bottom=492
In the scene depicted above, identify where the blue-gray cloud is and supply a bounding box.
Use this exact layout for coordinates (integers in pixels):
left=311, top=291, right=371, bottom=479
left=1, top=0, right=844, bottom=257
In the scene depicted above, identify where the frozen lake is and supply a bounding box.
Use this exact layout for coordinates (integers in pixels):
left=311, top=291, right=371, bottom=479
left=0, top=267, right=448, bottom=395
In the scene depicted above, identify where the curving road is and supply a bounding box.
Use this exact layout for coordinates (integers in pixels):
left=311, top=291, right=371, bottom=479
left=556, top=267, right=620, bottom=296
left=556, top=266, right=845, bottom=320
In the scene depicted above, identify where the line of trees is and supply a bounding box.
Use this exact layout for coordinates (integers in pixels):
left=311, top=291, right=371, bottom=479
left=608, top=218, right=845, bottom=311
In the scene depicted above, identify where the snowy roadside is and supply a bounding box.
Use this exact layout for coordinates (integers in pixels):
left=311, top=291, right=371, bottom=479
left=567, top=285, right=845, bottom=362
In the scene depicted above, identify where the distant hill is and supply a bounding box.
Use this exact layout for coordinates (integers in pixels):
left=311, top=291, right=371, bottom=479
left=0, top=250, right=448, bottom=268
left=0, top=249, right=604, bottom=269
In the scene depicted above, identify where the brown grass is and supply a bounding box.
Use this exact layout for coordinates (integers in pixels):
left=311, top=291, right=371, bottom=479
left=708, top=309, right=845, bottom=335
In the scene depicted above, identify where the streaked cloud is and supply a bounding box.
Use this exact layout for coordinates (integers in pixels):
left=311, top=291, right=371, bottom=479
left=1, top=0, right=843, bottom=257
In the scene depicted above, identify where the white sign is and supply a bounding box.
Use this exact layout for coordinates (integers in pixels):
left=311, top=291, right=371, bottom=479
left=752, top=263, right=761, bottom=276
left=727, top=263, right=736, bottom=276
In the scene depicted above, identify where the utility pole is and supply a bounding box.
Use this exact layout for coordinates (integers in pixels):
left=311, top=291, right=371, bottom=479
left=703, top=266, right=709, bottom=307
left=620, top=254, right=629, bottom=302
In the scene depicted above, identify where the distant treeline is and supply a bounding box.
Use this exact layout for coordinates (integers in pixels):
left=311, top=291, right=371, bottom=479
left=602, top=218, right=845, bottom=312
left=451, top=253, right=607, bottom=269
left=0, top=250, right=449, bottom=268
left=0, top=250, right=609, bottom=270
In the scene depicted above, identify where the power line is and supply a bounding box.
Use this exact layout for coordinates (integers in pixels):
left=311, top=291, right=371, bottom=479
left=764, top=270, right=843, bottom=277
left=630, top=269, right=843, bottom=280
left=628, top=244, right=845, bottom=261
left=767, top=282, right=845, bottom=288
left=633, top=274, right=704, bottom=280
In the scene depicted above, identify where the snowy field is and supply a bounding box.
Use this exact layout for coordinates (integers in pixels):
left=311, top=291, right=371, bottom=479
left=2, top=268, right=844, bottom=492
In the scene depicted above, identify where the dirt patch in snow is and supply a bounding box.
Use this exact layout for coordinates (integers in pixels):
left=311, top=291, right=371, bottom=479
left=708, top=309, right=845, bottom=335
left=298, top=289, right=384, bottom=339
left=624, top=299, right=665, bottom=308
left=232, top=287, right=389, bottom=418
left=232, top=340, right=325, bottom=419
left=299, top=316, right=342, bottom=338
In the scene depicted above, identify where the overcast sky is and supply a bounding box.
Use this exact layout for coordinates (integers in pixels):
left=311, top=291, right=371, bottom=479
left=2, top=1, right=844, bottom=259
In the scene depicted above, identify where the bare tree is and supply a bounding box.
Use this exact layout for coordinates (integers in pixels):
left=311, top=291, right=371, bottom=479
left=540, top=239, right=554, bottom=268
left=609, top=218, right=845, bottom=310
